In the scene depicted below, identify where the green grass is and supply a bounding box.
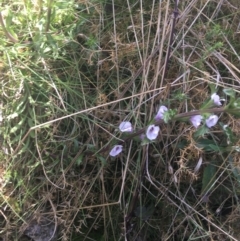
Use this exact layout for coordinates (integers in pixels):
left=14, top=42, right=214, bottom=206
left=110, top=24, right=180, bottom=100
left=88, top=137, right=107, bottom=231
left=1, top=0, right=240, bottom=240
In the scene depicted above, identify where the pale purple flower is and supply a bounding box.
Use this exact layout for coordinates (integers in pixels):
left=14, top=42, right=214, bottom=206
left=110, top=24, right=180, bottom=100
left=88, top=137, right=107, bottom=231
left=119, top=121, right=132, bottom=132
left=211, top=93, right=222, bottom=106
left=190, top=115, right=203, bottom=128
left=155, top=105, right=168, bottom=120
left=109, top=145, right=123, bottom=157
left=146, top=125, right=160, bottom=140
left=206, top=115, right=218, bottom=128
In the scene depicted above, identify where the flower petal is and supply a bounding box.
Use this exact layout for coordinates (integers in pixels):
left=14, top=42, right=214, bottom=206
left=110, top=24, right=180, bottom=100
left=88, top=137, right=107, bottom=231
left=211, top=93, right=222, bottom=106
left=109, top=145, right=123, bottom=157
left=190, top=115, right=203, bottom=128
left=206, top=115, right=218, bottom=128
left=155, top=106, right=168, bottom=121
left=119, top=121, right=133, bottom=132
left=146, top=125, right=160, bottom=140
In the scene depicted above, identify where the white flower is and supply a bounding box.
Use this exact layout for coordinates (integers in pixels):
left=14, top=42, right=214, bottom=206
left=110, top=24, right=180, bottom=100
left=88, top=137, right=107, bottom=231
left=190, top=115, right=203, bottom=128
left=119, top=121, right=133, bottom=132
left=155, top=105, right=168, bottom=121
left=206, top=115, right=218, bottom=128
left=146, top=125, right=160, bottom=140
left=109, top=145, right=123, bottom=157
left=211, top=93, right=222, bottom=106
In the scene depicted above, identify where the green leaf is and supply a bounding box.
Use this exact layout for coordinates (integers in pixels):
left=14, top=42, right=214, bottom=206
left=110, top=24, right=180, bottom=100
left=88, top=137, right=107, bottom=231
left=232, top=98, right=240, bottom=108
left=226, top=98, right=240, bottom=118
left=196, top=138, right=226, bottom=152
left=163, top=109, right=176, bottom=123
left=171, top=91, right=187, bottom=101
left=28, top=118, right=35, bottom=127
left=29, top=131, right=35, bottom=138
left=208, top=144, right=222, bottom=152
left=201, top=163, right=217, bottom=195
left=96, top=154, right=107, bottom=166
left=28, top=96, right=36, bottom=105
left=73, top=139, right=80, bottom=153
left=76, top=153, right=84, bottom=166
left=19, top=137, right=31, bottom=154
left=209, top=84, right=216, bottom=94
left=9, top=132, right=25, bottom=145
left=4, top=10, right=19, bottom=40
left=193, top=125, right=209, bottom=138
left=223, top=88, right=236, bottom=98
left=10, top=116, right=27, bottom=133
left=220, top=123, right=236, bottom=145
left=7, top=99, right=27, bottom=120
left=141, top=137, right=152, bottom=146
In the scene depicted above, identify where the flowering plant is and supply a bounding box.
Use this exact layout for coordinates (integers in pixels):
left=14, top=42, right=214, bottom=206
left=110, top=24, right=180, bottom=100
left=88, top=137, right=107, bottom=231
left=107, top=89, right=240, bottom=157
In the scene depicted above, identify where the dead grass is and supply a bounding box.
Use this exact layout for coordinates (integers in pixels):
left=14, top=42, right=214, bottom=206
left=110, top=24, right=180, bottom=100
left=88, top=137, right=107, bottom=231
left=1, top=0, right=240, bottom=240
